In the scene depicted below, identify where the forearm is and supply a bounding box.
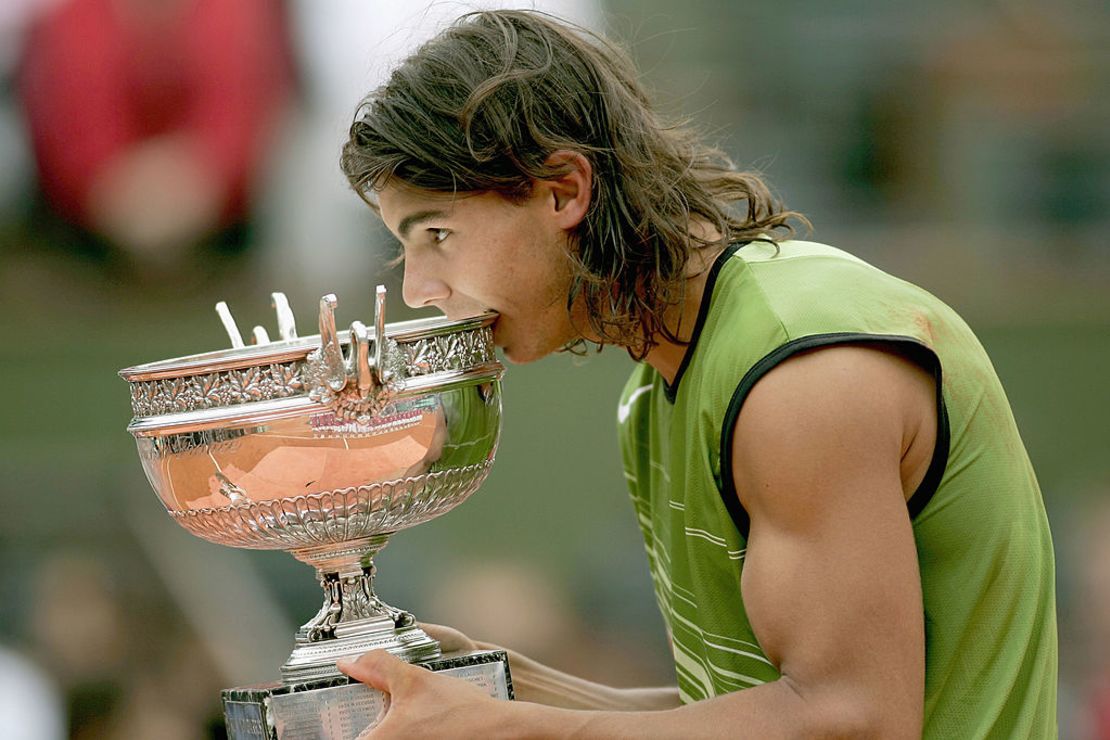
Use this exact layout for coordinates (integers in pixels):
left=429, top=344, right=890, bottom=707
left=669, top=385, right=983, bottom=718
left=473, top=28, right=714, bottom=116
left=567, top=680, right=806, bottom=739
left=480, top=642, right=679, bottom=711
left=508, top=677, right=895, bottom=740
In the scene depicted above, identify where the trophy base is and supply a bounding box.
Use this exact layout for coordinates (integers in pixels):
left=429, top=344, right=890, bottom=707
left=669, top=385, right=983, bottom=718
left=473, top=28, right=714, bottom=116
left=222, top=649, right=513, bottom=740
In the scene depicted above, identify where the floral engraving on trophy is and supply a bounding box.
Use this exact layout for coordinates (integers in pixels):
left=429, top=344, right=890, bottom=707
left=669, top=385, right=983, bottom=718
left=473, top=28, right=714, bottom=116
left=128, top=329, right=495, bottom=419
left=402, top=327, right=495, bottom=374
left=129, top=360, right=308, bottom=417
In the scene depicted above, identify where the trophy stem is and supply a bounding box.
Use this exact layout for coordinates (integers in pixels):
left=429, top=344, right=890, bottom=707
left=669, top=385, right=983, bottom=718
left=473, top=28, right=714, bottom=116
left=280, top=535, right=441, bottom=684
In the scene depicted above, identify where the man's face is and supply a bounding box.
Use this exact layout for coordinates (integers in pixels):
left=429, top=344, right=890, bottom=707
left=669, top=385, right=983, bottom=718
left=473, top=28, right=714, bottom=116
left=377, top=181, right=583, bottom=364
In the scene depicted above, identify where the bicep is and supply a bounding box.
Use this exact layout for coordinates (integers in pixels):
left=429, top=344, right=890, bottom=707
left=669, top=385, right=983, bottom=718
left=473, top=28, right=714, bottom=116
left=731, top=345, right=926, bottom=735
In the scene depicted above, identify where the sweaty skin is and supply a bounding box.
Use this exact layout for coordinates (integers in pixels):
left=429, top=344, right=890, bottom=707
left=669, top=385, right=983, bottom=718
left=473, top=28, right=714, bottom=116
left=342, top=156, right=933, bottom=738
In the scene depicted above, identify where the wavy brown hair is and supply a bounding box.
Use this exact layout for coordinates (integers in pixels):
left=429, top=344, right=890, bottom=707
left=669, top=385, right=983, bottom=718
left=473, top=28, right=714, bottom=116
left=342, top=9, right=805, bottom=358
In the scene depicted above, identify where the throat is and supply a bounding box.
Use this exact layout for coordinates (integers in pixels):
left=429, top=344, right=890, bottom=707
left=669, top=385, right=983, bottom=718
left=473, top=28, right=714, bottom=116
left=643, top=270, right=717, bottom=384
left=643, top=240, right=735, bottom=388
left=644, top=340, right=689, bottom=386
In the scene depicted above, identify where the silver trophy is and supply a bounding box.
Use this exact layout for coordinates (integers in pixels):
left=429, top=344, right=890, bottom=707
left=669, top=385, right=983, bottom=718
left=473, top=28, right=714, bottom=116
left=120, top=288, right=511, bottom=739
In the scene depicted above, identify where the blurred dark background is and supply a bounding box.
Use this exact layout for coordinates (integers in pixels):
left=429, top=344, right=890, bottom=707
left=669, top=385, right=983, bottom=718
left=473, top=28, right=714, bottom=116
left=1, top=0, right=1107, bottom=737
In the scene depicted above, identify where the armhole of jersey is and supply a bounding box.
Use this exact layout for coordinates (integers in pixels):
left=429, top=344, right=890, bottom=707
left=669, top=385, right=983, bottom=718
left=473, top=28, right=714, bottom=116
left=718, top=332, right=951, bottom=540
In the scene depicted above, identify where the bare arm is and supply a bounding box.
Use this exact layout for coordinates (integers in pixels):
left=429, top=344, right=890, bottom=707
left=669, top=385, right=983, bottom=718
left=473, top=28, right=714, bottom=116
left=421, top=623, right=681, bottom=711
left=344, top=344, right=933, bottom=738
left=567, top=344, right=931, bottom=737
left=493, top=648, right=681, bottom=711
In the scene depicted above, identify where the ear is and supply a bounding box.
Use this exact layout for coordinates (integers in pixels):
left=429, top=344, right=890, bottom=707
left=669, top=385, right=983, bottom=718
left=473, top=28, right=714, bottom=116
left=541, top=150, right=592, bottom=230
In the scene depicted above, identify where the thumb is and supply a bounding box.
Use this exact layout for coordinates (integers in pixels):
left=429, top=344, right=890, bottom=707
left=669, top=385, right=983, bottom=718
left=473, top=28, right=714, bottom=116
left=337, top=650, right=415, bottom=694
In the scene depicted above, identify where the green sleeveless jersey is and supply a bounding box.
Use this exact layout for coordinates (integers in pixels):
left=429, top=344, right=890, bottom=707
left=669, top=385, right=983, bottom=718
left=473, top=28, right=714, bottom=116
left=617, top=240, right=1057, bottom=738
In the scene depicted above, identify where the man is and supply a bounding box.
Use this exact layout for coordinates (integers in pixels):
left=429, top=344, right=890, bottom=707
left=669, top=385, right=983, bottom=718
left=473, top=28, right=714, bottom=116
left=336, top=10, right=1057, bottom=738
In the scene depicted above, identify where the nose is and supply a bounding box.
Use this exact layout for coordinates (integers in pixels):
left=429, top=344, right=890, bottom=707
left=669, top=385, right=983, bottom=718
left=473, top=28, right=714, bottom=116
left=401, top=254, right=451, bottom=309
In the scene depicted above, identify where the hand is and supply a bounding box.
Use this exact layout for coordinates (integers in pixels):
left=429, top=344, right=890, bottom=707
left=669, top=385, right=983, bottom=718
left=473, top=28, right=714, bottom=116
left=416, top=622, right=482, bottom=653
left=338, top=650, right=513, bottom=739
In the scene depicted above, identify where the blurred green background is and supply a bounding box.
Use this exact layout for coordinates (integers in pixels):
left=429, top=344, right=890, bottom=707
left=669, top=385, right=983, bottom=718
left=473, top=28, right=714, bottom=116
left=1, top=0, right=1107, bottom=737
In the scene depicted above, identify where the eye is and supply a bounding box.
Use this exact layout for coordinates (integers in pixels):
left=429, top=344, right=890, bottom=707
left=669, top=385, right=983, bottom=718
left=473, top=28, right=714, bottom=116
left=429, top=228, right=450, bottom=244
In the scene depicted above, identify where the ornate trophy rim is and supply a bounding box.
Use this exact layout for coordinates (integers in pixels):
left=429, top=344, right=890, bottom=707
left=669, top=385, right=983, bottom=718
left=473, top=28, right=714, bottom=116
left=125, top=364, right=502, bottom=437
left=120, top=311, right=497, bottom=382
left=121, top=297, right=501, bottom=436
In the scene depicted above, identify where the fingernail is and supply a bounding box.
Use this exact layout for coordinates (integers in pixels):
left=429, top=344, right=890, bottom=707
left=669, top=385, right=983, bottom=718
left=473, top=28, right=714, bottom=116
left=336, top=659, right=353, bottom=670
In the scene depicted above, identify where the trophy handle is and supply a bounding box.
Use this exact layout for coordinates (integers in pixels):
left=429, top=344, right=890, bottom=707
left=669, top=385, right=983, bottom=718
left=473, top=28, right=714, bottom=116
left=316, top=294, right=348, bottom=393
left=215, top=301, right=245, bottom=349
left=304, top=288, right=403, bottom=421
left=271, top=291, right=298, bottom=340
left=373, top=284, right=390, bottom=383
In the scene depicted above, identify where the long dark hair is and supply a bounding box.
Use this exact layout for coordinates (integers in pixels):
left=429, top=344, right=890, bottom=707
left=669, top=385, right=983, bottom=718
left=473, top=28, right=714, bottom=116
left=342, top=9, right=805, bottom=358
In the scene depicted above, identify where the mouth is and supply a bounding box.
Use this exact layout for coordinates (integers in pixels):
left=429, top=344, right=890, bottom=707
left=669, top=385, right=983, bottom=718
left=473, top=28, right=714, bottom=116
left=439, top=307, right=496, bottom=321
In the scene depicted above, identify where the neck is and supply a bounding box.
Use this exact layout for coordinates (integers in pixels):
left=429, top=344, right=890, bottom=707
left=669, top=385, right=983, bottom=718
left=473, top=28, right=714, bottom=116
left=642, top=234, right=727, bottom=384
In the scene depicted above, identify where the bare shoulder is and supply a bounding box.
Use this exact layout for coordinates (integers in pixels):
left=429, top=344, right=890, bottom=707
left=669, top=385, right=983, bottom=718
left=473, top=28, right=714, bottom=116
left=731, top=342, right=937, bottom=521
left=730, top=343, right=930, bottom=735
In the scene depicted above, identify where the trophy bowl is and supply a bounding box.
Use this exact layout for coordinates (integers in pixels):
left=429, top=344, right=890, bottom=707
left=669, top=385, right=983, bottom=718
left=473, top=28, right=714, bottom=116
left=120, top=288, right=504, bottom=686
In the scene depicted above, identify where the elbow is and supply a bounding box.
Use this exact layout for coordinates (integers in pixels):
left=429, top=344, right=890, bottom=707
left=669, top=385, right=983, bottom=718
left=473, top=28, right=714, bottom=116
left=782, top=676, right=921, bottom=740
left=810, top=702, right=901, bottom=740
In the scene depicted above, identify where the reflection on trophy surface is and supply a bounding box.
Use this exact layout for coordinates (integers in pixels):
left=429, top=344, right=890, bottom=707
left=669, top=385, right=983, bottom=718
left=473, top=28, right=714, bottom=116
left=120, top=287, right=512, bottom=738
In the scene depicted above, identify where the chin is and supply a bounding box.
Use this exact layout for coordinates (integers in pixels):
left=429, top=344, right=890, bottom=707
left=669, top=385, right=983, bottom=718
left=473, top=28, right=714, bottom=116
left=499, top=345, right=546, bottom=365
left=494, top=320, right=570, bottom=365
left=498, top=335, right=558, bottom=365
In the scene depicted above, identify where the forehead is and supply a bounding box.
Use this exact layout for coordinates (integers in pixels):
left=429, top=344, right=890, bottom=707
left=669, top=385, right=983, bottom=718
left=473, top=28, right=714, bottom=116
left=377, top=183, right=453, bottom=216
left=376, top=183, right=521, bottom=234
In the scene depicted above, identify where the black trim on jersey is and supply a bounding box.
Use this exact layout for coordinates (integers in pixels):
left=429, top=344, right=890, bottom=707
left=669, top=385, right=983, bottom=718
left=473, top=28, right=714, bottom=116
left=664, top=241, right=755, bottom=403
left=718, top=333, right=951, bottom=540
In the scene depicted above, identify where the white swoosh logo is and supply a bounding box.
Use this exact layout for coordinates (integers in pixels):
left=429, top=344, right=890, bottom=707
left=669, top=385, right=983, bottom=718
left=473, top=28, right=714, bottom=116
left=617, top=384, right=653, bottom=424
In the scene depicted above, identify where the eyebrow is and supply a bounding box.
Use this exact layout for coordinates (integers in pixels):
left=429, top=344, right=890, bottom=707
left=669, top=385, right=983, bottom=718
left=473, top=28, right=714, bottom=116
left=398, top=209, right=449, bottom=239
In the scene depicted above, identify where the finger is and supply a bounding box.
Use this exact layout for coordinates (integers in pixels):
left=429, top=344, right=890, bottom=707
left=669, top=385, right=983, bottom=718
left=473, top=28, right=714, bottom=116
left=418, top=622, right=473, bottom=652
left=337, top=650, right=414, bottom=693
